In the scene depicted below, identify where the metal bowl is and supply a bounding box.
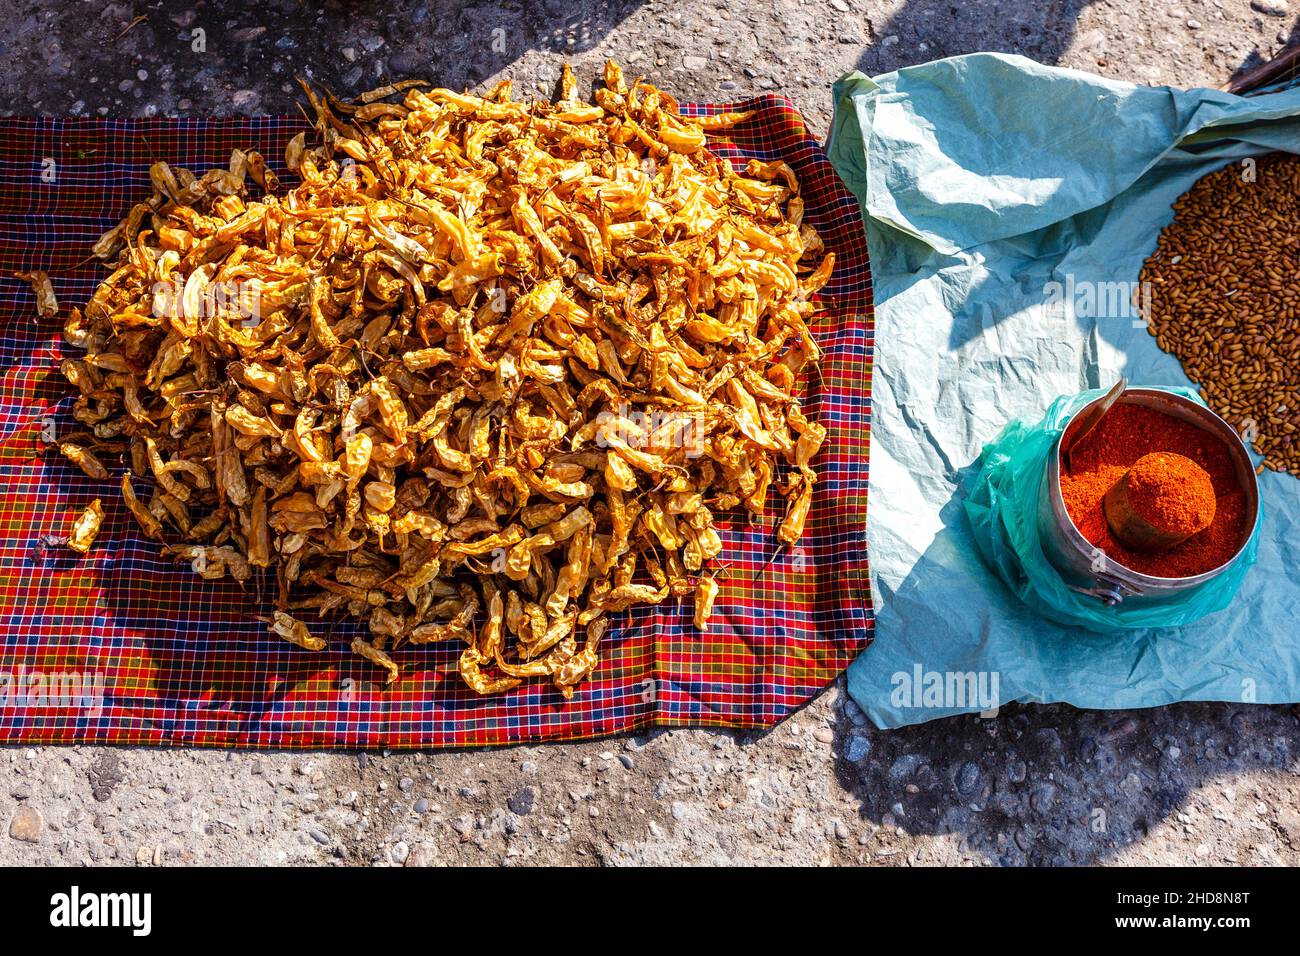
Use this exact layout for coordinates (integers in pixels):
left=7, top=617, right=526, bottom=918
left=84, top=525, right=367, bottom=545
left=1038, top=388, right=1261, bottom=606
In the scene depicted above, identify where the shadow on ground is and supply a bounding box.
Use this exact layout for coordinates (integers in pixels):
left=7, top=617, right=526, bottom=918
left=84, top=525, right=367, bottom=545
left=829, top=696, right=1299, bottom=865
left=857, top=0, right=1099, bottom=75
left=0, top=0, right=648, bottom=117
left=1229, top=16, right=1300, bottom=86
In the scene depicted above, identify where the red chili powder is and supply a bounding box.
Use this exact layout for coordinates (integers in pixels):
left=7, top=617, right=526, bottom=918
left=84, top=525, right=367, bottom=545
left=1060, top=403, right=1247, bottom=578
left=1124, top=452, right=1217, bottom=536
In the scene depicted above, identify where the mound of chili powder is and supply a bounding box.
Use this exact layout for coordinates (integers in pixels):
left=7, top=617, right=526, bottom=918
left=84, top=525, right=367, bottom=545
left=1124, top=452, right=1216, bottom=536
left=1060, top=403, right=1246, bottom=578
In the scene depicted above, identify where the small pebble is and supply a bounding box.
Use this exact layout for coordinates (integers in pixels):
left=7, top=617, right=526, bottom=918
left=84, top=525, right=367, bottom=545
left=956, top=761, right=982, bottom=796
left=888, top=754, right=920, bottom=780
left=8, top=806, right=43, bottom=843
left=507, top=787, right=535, bottom=816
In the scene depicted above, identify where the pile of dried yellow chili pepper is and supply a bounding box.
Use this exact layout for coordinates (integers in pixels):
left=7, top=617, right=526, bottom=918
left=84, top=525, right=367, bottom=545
left=56, top=61, right=832, bottom=697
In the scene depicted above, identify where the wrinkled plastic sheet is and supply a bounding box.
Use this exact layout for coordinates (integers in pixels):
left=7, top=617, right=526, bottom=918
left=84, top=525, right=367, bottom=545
left=826, top=53, right=1300, bottom=728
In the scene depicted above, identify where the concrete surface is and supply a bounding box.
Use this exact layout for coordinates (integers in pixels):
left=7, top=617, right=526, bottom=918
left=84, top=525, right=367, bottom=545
left=1, top=0, right=1298, bottom=866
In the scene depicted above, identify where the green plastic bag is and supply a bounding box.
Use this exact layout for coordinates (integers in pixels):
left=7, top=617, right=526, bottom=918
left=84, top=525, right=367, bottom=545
left=964, top=386, right=1261, bottom=632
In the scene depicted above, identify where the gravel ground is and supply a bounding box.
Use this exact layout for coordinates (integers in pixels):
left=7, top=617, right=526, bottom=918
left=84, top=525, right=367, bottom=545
left=2, top=0, right=1299, bottom=867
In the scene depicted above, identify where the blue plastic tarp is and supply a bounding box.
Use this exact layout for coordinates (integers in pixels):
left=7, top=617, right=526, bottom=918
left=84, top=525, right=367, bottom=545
left=826, top=53, right=1300, bottom=728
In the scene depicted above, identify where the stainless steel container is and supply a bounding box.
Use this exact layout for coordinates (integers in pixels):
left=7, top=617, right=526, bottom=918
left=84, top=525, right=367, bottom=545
left=1038, top=388, right=1261, bottom=606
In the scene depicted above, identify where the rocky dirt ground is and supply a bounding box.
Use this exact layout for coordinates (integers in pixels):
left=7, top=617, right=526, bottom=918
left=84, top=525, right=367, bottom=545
left=1, top=0, right=1298, bottom=866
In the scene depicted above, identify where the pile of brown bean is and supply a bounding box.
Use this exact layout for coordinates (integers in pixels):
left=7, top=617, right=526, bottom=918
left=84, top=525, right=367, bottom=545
left=1139, top=152, right=1300, bottom=476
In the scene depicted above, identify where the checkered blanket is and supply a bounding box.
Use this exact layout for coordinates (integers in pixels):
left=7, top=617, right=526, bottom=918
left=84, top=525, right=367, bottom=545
left=0, top=98, right=873, bottom=748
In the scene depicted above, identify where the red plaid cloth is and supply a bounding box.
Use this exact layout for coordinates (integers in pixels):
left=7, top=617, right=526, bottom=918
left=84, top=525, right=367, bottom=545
left=0, top=99, right=873, bottom=748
